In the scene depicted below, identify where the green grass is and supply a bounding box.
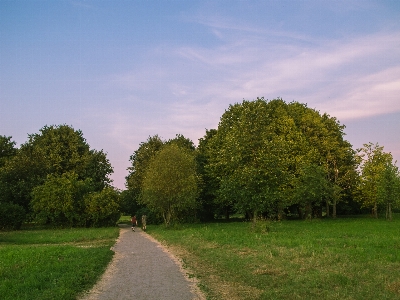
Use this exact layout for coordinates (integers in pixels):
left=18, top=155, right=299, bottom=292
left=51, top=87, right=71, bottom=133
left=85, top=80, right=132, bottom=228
left=0, top=227, right=119, bottom=300
left=148, top=218, right=400, bottom=300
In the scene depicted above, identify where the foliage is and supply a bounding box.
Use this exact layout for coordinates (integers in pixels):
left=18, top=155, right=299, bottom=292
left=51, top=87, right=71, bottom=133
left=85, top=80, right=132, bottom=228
left=126, top=135, right=164, bottom=195
left=376, top=161, right=400, bottom=220
left=0, top=202, right=26, bottom=230
left=197, top=129, right=219, bottom=220
left=166, top=133, right=196, bottom=151
left=84, top=187, right=121, bottom=227
left=126, top=134, right=197, bottom=223
left=119, top=189, right=142, bottom=215
left=141, top=144, right=199, bottom=226
left=356, top=143, right=396, bottom=218
left=31, top=172, right=91, bottom=226
left=292, top=164, right=332, bottom=218
left=287, top=102, right=357, bottom=217
left=0, top=125, right=113, bottom=215
left=204, top=98, right=356, bottom=220
left=0, top=136, right=17, bottom=168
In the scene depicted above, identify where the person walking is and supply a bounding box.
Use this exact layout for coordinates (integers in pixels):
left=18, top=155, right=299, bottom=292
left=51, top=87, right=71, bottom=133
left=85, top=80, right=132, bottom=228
left=131, top=215, right=137, bottom=231
left=141, top=214, right=147, bottom=231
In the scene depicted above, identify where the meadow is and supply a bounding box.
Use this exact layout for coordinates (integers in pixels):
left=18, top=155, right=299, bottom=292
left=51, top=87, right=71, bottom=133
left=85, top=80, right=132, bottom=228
left=149, top=217, right=400, bottom=300
left=2, top=217, right=400, bottom=300
left=0, top=226, right=119, bottom=300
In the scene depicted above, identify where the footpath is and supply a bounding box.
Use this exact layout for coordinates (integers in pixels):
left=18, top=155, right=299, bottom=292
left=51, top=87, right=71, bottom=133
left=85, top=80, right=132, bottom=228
left=80, top=224, right=204, bottom=300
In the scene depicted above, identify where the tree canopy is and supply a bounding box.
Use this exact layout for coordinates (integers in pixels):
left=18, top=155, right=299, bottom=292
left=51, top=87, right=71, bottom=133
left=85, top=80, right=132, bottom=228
left=0, top=125, right=117, bottom=227
left=356, top=143, right=400, bottom=219
left=140, top=143, right=199, bottom=226
left=203, top=98, right=357, bottom=220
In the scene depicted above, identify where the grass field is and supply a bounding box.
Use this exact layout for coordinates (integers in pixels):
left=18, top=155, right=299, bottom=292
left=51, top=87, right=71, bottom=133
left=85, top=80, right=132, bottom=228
left=0, top=227, right=119, bottom=300
left=149, top=217, right=400, bottom=300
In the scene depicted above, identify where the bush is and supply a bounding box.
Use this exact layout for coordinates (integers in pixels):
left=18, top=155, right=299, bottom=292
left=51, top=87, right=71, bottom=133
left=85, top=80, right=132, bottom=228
left=84, top=188, right=121, bottom=227
left=0, top=202, right=26, bottom=230
left=31, top=172, right=90, bottom=227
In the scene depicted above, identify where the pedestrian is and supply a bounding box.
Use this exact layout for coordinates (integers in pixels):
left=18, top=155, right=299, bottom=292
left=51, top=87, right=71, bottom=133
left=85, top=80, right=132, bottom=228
left=141, top=214, right=147, bottom=231
left=131, top=215, right=137, bottom=231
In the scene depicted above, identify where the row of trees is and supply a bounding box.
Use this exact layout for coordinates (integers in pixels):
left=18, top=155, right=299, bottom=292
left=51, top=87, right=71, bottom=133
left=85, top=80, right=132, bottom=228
left=1, top=98, right=399, bottom=229
left=0, top=125, right=120, bottom=229
left=125, top=98, right=400, bottom=225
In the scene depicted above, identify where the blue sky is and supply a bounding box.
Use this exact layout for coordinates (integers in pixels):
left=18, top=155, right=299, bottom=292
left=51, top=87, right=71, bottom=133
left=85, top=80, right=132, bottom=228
left=1, top=0, right=400, bottom=189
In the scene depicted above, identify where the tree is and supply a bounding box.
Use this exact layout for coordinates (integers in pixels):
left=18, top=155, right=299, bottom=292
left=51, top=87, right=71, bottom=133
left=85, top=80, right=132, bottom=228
left=197, top=129, right=219, bottom=220
left=126, top=135, right=164, bottom=197
left=0, top=125, right=113, bottom=218
left=0, top=135, right=17, bottom=167
left=166, top=134, right=196, bottom=151
left=287, top=102, right=357, bottom=218
left=204, top=98, right=357, bottom=221
left=292, top=164, right=332, bottom=219
left=376, top=161, right=400, bottom=220
left=84, top=187, right=121, bottom=227
left=0, top=202, right=26, bottom=230
left=141, top=144, right=199, bottom=226
left=31, top=172, right=91, bottom=226
left=356, top=143, right=394, bottom=218
left=206, top=98, right=306, bottom=221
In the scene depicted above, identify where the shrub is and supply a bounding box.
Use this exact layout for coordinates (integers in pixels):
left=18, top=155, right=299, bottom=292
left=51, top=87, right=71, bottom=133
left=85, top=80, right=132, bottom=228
left=0, top=202, right=26, bottom=230
left=84, top=188, right=121, bottom=227
left=31, top=172, right=91, bottom=227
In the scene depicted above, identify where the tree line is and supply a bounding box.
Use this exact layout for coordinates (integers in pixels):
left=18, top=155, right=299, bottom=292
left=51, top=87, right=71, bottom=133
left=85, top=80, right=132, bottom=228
left=0, top=125, right=119, bottom=229
left=124, top=98, right=400, bottom=225
left=1, top=98, right=399, bottom=229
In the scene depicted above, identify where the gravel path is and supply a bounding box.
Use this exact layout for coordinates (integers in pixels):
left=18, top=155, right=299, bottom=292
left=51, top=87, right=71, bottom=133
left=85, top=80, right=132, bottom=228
left=80, top=224, right=205, bottom=300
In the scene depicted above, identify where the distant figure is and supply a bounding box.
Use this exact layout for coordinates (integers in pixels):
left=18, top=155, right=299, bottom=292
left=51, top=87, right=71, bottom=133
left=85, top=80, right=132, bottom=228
left=141, top=214, right=147, bottom=231
left=131, top=215, right=137, bottom=231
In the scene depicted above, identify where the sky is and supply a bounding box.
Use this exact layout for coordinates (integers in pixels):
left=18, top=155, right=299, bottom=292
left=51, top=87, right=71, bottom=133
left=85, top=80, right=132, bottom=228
left=1, top=0, right=400, bottom=189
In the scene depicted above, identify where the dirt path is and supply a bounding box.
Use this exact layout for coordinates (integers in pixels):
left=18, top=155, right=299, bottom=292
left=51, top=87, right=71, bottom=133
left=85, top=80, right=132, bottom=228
left=80, top=224, right=205, bottom=300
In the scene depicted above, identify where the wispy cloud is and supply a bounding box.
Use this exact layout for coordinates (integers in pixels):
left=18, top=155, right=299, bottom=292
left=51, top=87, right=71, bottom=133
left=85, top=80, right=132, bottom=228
left=104, top=14, right=400, bottom=188
left=169, top=30, right=400, bottom=121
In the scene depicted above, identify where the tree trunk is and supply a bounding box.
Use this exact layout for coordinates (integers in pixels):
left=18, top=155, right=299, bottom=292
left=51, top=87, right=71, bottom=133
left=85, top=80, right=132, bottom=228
left=332, top=198, right=337, bottom=219
left=388, top=203, right=392, bottom=221
left=298, top=206, right=304, bottom=219
left=253, top=210, right=257, bottom=223
left=374, top=202, right=378, bottom=219
left=305, top=203, right=312, bottom=220
left=326, top=200, right=330, bottom=218
left=224, top=206, right=230, bottom=220
left=386, top=203, right=388, bottom=220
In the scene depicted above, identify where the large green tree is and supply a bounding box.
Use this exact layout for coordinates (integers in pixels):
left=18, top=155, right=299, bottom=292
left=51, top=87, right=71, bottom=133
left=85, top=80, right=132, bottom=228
left=141, top=144, right=199, bottom=226
left=205, top=98, right=356, bottom=220
left=206, top=99, right=306, bottom=220
left=0, top=125, right=113, bottom=215
left=126, top=134, right=196, bottom=216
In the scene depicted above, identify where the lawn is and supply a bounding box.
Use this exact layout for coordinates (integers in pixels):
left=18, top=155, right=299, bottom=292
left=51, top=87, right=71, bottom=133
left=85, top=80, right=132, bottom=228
left=0, top=227, right=119, bottom=300
left=149, top=217, right=400, bottom=300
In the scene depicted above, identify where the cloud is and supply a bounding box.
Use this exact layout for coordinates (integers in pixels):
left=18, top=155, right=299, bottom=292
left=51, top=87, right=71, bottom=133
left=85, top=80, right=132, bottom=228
left=103, top=20, right=400, bottom=189
left=170, top=29, right=400, bottom=121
